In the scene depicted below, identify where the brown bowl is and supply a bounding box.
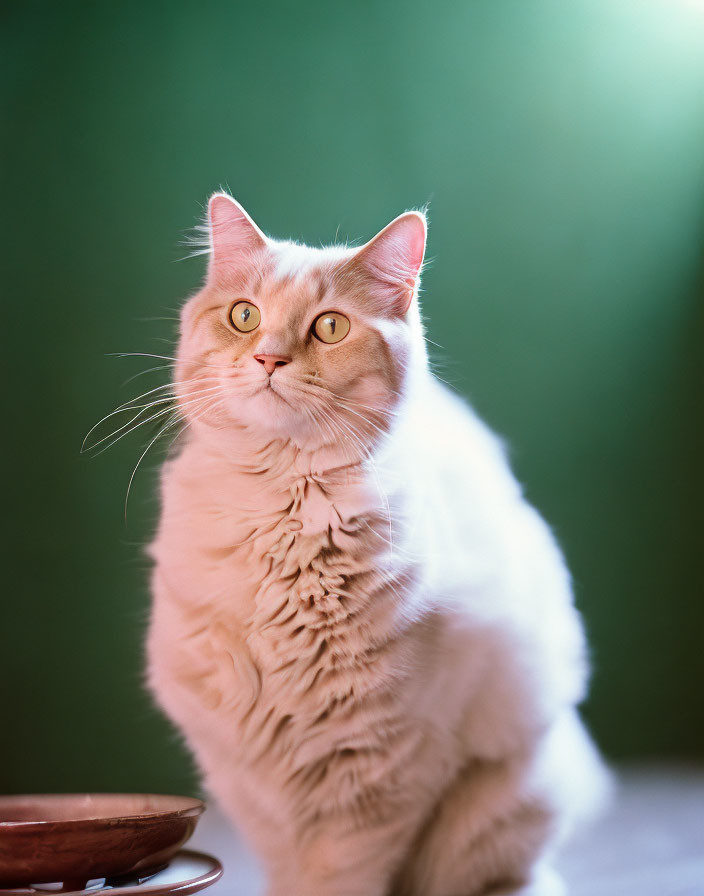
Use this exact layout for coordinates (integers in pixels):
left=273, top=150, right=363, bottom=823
left=0, top=793, right=205, bottom=887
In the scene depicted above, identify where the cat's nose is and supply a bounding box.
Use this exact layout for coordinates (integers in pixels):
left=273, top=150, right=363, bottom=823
left=254, top=353, right=292, bottom=376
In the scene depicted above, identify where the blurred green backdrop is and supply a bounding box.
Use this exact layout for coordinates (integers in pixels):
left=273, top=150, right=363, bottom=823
left=2, top=0, right=703, bottom=795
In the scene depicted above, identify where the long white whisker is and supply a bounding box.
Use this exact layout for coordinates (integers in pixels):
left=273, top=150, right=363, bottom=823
left=87, top=388, right=222, bottom=455
left=83, top=383, right=222, bottom=452
left=300, top=378, right=396, bottom=420
left=124, top=417, right=181, bottom=522
left=122, top=364, right=174, bottom=386
left=163, top=393, right=227, bottom=457
left=123, top=391, right=225, bottom=521
left=301, top=404, right=341, bottom=456
left=115, top=373, right=222, bottom=407
left=108, top=351, right=227, bottom=370
left=83, top=375, right=224, bottom=449
left=336, top=402, right=390, bottom=440
left=303, top=372, right=405, bottom=402
left=322, top=410, right=395, bottom=555
left=108, top=352, right=180, bottom=362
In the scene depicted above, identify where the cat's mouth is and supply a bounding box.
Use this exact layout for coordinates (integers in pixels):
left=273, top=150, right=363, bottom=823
left=260, top=378, right=296, bottom=410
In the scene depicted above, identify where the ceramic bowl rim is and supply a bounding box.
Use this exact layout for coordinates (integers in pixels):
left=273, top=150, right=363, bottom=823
left=0, top=793, right=205, bottom=830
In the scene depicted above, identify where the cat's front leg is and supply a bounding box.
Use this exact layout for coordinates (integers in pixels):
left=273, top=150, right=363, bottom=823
left=390, top=752, right=556, bottom=896
left=263, top=809, right=420, bottom=896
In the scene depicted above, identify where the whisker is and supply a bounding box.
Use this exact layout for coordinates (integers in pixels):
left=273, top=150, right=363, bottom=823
left=108, top=351, right=227, bottom=370
left=298, top=379, right=392, bottom=442
left=123, top=391, right=225, bottom=521
left=117, top=372, right=222, bottom=406
left=108, top=352, right=180, bottom=362
left=162, top=393, right=227, bottom=459
left=124, top=416, right=181, bottom=522
left=334, top=402, right=391, bottom=440
left=85, top=387, right=222, bottom=455
left=316, top=403, right=397, bottom=554
left=296, top=382, right=396, bottom=431
left=83, top=374, right=224, bottom=450
left=302, top=372, right=405, bottom=403
left=122, top=364, right=174, bottom=387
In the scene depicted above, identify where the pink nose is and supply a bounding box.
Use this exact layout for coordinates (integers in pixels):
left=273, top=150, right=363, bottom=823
left=254, top=353, right=292, bottom=376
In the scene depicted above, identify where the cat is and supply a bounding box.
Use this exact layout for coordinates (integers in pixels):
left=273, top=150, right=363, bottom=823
left=146, top=193, right=610, bottom=896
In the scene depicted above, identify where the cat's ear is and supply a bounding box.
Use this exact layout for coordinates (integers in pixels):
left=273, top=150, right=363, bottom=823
left=208, top=193, right=267, bottom=275
left=352, top=211, right=427, bottom=315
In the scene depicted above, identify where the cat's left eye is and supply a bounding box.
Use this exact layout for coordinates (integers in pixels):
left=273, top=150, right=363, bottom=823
left=312, top=312, right=350, bottom=344
left=230, top=301, right=261, bottom=333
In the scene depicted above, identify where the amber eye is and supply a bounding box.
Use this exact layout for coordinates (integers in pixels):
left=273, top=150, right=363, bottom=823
left=230, top=301, right=261, bottom=333
left=313, top=312, right=350, bottom=344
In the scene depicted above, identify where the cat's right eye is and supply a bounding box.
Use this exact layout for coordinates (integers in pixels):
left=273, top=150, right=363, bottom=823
left=230, top=301, right=261, bottom=333
left=312, top=311, right=350, bottom=344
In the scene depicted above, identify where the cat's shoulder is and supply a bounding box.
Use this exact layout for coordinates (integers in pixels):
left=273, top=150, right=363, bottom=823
left=402, top=375, right=518, bottom=498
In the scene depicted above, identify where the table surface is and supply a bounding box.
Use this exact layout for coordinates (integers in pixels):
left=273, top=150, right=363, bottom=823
left=189, top=765, right=704, bottom=896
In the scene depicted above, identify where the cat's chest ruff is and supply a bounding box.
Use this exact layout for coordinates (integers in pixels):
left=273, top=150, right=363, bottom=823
left=239, top=463, right=390, bottom=659
left=289, top=473, right=345, bottom=536
left=250, top=465, right=381, bottom=589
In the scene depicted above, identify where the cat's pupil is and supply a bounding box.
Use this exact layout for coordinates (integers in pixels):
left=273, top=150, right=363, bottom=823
left=242, top=307, right=250, bottom=322
left=328, top=318, right=336, bottom=334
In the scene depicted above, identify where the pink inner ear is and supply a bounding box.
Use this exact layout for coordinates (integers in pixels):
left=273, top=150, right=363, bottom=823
left=208, top=193, right=266, bottom=273
left=355, top=212, right=427, bottom=315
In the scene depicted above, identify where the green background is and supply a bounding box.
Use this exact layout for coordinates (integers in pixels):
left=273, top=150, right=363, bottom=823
left=2, top=0, right=703, bottom=795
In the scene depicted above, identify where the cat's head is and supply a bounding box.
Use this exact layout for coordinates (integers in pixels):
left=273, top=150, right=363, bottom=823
left=176, top=193, right=428, bottom=456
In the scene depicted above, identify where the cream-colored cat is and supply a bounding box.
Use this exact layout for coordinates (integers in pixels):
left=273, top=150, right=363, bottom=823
left=147, top=193, right=609, bottom=896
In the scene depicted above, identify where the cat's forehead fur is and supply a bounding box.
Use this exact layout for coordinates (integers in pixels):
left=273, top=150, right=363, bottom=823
left=240, top=240, right=358, bottom=322
left=269, top=239, right=353, bottom=281
left=191, top=235, right=394, bottom=332
left=201, top=193, right=427, bottom=317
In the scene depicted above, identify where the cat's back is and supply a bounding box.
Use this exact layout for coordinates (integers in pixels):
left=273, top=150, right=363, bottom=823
left=396, top=375, right=586, bottom=699
left=402, top=373, right=519, bottom=507
left=392, top=374, right=525, bottom=578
